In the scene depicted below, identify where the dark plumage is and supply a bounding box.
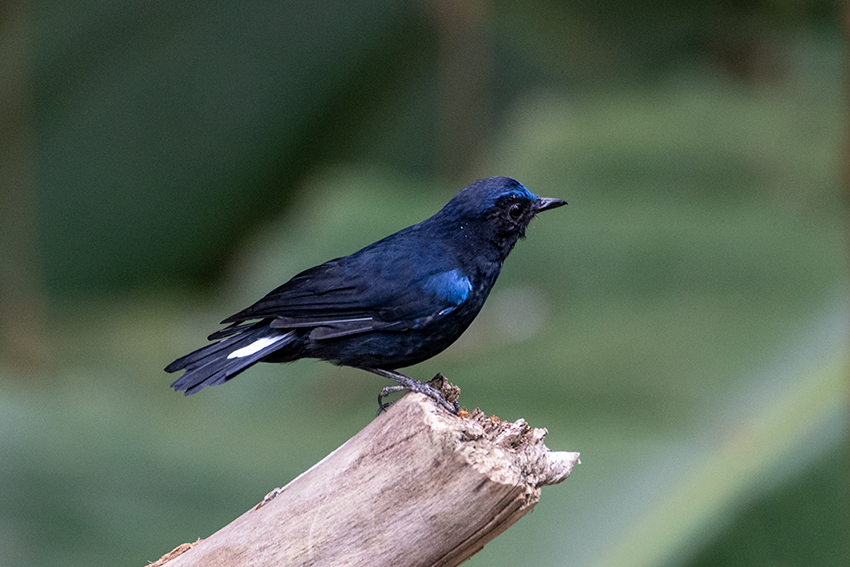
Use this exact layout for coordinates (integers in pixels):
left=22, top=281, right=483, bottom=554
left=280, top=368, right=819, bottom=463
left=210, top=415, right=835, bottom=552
left=165, top=176, right=566, bottom=412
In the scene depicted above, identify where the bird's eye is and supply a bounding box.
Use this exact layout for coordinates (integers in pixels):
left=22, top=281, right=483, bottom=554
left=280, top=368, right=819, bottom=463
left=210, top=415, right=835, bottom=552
left=508, top=203, right=524, bottom=220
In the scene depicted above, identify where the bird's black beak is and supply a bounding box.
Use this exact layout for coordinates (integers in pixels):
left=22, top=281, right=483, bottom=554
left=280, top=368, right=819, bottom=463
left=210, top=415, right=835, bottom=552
left=535, top=197, right=567, bottom=212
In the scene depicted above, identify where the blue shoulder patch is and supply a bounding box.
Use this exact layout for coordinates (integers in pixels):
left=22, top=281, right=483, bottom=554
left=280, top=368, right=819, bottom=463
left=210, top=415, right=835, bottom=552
left=422, top=268, right=472, bottom=307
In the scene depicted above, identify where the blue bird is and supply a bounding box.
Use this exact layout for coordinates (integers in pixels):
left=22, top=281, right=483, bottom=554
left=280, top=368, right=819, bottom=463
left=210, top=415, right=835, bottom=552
left=165, top=177, right=566, bottom=413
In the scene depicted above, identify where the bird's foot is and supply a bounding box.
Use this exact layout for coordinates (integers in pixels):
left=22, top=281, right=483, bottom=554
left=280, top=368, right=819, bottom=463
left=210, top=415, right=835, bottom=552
left=377, top=385, right=407, bottom=415
left=426, top=373, right=460, bottom=412
left=369, top=369, right=459, bottom=415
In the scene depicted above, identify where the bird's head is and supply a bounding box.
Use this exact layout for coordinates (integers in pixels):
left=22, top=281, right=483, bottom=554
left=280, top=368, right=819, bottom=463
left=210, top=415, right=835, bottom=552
left=438, top=177, right=566, bottom=258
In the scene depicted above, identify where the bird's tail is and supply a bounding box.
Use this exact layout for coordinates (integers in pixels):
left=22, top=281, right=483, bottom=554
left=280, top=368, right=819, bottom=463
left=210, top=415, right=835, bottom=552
left=165, top=323, right=297, bottom=395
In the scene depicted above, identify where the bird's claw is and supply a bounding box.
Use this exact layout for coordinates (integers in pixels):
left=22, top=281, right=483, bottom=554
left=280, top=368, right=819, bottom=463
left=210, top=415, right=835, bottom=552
left=375, top=377, right=458, bottom=415
left=377, top=385, right=406, bottom=415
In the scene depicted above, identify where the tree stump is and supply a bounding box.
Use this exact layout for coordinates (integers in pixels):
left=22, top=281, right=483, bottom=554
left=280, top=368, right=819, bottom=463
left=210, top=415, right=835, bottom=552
left=151, top=391, right=579, bottom=567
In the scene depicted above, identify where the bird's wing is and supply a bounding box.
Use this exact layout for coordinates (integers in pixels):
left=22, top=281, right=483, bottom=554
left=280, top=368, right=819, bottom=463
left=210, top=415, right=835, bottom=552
left=214, top=244, right=472, bottom=340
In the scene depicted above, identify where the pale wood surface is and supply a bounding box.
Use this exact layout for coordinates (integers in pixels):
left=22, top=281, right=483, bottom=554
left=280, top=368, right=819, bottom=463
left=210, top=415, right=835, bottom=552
left=153, top=392, right=579, bottom=567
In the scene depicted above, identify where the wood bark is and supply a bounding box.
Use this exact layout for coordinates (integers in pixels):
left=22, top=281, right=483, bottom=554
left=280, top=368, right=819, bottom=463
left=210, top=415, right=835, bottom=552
left=152, top=391, right=579, bottom=567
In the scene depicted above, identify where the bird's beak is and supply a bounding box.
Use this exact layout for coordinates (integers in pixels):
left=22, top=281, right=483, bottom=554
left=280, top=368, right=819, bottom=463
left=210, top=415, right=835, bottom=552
left=535, top=197, right=567, bottom=212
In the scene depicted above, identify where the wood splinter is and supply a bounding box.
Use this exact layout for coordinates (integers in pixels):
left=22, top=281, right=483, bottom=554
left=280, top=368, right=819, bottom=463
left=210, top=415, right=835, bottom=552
left=152, top=388, right=580, bottom=567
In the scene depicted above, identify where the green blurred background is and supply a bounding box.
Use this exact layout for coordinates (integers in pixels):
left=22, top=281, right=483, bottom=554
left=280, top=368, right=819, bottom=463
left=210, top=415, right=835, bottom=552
left=1, top=1, right=849, bottom=565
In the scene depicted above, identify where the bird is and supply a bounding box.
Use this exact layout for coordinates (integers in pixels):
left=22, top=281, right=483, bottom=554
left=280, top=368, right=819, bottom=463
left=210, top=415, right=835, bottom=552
left=165, top=176, right=566, bottom=413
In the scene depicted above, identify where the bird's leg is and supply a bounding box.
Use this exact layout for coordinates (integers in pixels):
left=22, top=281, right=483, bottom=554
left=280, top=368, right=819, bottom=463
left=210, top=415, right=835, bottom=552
left=367, top=368, right=458, bottom=414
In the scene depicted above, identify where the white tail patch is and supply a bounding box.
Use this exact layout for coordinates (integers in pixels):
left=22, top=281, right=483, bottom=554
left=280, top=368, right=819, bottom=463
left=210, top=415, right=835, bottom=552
left=228, top=335, right=286, bottom=359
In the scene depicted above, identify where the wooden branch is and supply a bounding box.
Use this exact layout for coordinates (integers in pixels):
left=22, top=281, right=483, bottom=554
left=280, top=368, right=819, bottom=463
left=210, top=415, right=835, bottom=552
left=152, top=390, right=579, bottom=567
